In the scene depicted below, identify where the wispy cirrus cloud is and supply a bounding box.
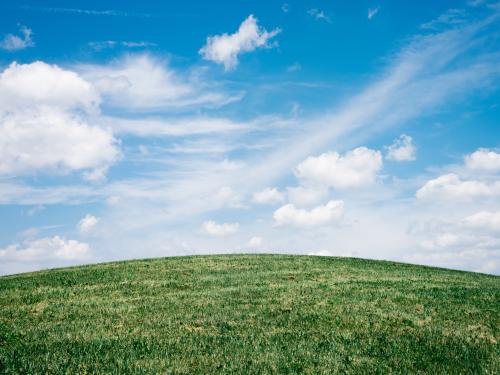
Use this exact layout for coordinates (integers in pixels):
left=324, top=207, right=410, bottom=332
left=88, top=41, right=157, bottom=51
left=238, top=10, right=500, bottom=192
left=78, top=54, right=243, bottom=112
left=308, top=8, right=331, bottom=23
left=421, top=9, right=467, bottom=30
left=18, top=5, right=153, bottom=18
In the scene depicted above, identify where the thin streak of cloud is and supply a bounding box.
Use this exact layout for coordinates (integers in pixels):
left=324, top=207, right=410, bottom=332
left=421, top=9, right=467, bottom=30
left=88, top=41, right=157, bottom=51
left=18, top=5, right=154, bottom=18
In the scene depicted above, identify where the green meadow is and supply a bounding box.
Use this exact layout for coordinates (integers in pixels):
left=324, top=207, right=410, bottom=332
left=0, top=254, right=498, bottom=374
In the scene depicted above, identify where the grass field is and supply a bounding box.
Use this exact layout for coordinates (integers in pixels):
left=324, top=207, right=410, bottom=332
left=0, top=254, right=498, bottom=374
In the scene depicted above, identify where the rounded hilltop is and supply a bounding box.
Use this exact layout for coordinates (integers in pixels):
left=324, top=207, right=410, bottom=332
left=0, top=254, right=498, bottom=373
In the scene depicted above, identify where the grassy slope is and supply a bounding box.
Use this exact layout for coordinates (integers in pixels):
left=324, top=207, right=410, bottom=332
left=0, top=255, right=498, bottom=374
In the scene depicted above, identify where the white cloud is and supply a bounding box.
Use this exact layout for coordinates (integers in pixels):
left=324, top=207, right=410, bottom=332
left=408, top=208, right=500, bottom=274
left=79, top=54, right=238, bottom=111
left=102, top=115, right=247, bottom=137
left=0, top=61, right=119, bottom=178
left=308, top=9, right=331, bottom=23
left=88, top=40, right=156, bottom=51
left=464, top=149, right=500, bottom=172
left=273, top=200, right=344, bottom=227
left=22, top=6, right=152, bottom=18
left=242, top=13, right=500, bottom=196
left=0, top=107, right=119, bottom=176
left=2, top=7, right=500, bottom=277
left=420, top=232, right=477, bottom=250
left=385, top=134, right=416, bottom=161
left=408, top=146, right=500, bottom=273
left=0, top=181, right=95, bottom=205
left=0, top=25, right=34, bottom=51
left=417, top=148, right=500, bottom=204
left=368, top=7, right=380, bottom=20
left=0, top=61, right=100, bottom=113
left=199, top=15, right=281, bottom=70
left=202, top=220, right=239, bottom=236
left=309, top=249, right=356, bottom=257
left=252, top=187, right=285, bottom=204
left=247, top=236, right=263, bottom=248
left=421, top=9, right=466, bottom=30
left=82, top=167, right=109, bottom=182
left=416, top=174, right=500, bottom=201
left=295, top=147, right=382, bottom=189
left=0, top=236, right=90, bottom=261
left=463, top=211, right=500, bottom=233
left=78, top=214, right=99, bottom=234
left=286, top=186, right=327, bottom=207
left=405, top=248, right=498, bottom=274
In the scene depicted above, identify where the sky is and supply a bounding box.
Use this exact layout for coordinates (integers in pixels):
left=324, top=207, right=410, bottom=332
left=0, top=1, right=500, bottom=276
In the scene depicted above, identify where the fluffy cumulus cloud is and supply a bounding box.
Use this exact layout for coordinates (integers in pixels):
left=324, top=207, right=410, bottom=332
left=0, top=61, right=100, bottom=112
left=199, top=15, right=281, bottom=70
left=0, top=25, right=34, bottom=51
left=464, top=149, right=500, bottom=172
left=78, top=214, right=99, bottom=233
left=252, top=187, right=285, bottom=204
left=273, top=200, right=344, bottom=227
left=0, top=236, right=90, bottom=261
left=417, top=148, right=500, bottom=203
left=0, top=108, right=119, bottom=176
left=295, top=147, right=382, bottom=189
left=202, top=220, right=239, bottom=236
left=409, top=147, right=500, bottom=274
left=385, top=134, right=416, bottom=161
left=0, top=61, right=120, bottom=178
left=408, top=210, right=500, bottom=274
left=416, top=174, right=500, bottom=201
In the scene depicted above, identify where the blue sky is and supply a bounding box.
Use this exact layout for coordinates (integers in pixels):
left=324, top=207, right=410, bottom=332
left=1, top=1, right=500, bottom=275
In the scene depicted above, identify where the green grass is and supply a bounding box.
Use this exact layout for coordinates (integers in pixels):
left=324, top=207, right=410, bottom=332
left=0, top=254, right=498, bottom=374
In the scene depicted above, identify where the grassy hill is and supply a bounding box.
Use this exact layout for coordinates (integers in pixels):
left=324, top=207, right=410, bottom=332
left=0, top=255, right=498, bottom=374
